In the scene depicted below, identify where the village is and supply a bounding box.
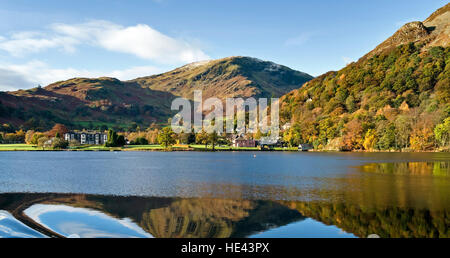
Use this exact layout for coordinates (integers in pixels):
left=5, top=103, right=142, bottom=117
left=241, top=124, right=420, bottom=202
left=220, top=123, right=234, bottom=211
left=0, top=123, right=312, bottom=152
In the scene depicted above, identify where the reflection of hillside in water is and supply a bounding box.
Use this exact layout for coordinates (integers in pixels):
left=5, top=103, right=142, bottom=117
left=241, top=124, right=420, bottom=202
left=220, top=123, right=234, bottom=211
left=0, top=194, right=304, bottom=238
left=140, top=199, right=304, bottom=238
left=0, top=192, right=448, bottom=238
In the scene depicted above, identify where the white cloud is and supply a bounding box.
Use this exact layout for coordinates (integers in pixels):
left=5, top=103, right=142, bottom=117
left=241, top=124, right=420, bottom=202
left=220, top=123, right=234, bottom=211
left=0, top=20, right=209, bottom=64
left=0, top=60, right=164, bottom=91
left=0, top=31, right=78, bottom=56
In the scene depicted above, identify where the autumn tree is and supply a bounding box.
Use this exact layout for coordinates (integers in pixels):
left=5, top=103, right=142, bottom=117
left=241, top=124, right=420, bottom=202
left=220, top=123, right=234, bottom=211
left=146, top=128, right=159, bottom=144
left=254, top=128, right=262, bottom=140
left=342, top=119, right=363, bottom=151
left=410, top=127, right=434, bottom=151
left=47, top=124, right=69, bottom=138
left=25, top=130, right=35, bottom=144
left=283, top=124, right=302, bottom=147
left=363, top=129, right=377, bottom=151
left=318, top=118, right=337, bottom=148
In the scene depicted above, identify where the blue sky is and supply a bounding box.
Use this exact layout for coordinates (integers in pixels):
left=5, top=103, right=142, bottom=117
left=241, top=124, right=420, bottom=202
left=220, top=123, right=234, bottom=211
left=0, top=0, right=448, bottom=91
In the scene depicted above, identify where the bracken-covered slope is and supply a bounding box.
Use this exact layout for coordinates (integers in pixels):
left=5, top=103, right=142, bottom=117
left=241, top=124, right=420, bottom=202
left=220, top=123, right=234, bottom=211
left=131, top=56, right=313, bottom=100
left=0, top=77, right=176, bottom=130
left=279, top=3, right=450, bottom=151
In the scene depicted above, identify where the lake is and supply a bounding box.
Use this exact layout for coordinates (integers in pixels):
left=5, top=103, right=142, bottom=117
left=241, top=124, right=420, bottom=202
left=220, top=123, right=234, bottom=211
left=0, top=151, right=449, bottom=238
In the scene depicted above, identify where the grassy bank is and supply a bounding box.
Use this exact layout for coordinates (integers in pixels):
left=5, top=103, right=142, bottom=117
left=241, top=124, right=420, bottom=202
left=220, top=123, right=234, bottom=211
left=0, top=144, right=39, bottom=151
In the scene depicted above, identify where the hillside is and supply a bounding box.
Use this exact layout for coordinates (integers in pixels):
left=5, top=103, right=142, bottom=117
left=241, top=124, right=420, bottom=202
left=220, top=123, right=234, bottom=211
left=280, top=3, right=450, bottom=151
left=0, top=57, right=312, bottom=131
left=0, top=77, right=176, bottom=131
left=131, top=56, right=313, bottom=99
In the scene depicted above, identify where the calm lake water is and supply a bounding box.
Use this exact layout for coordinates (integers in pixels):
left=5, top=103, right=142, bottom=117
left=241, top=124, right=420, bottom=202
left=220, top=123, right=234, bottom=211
left=0, top=151, right=449, bottom=238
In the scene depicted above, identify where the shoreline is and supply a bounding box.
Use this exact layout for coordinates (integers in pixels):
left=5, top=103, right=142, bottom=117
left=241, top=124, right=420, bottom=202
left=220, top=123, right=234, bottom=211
left=0, top=145, right=448, bottom=153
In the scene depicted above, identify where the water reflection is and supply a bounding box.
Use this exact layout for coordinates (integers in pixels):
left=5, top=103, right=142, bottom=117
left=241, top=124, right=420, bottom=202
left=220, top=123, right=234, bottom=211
left=249, top=219, right=356, bottom=238
left=359, top=162, right=450, bottom=176
left=0, top=193, right=448, bottom=238
left=24, top=204, right=153, bottom=238
left=0, top=210, right=46, bottom=238
left=283, top=201, right=449, bottom=238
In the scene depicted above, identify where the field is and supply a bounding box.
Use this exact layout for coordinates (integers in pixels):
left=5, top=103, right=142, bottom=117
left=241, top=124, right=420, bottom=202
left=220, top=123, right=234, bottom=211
left=0, top=144, right=39, bottom=151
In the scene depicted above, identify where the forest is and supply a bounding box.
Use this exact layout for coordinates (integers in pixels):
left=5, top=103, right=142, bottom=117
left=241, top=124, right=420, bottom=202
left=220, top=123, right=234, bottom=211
left=280, top=43, right=450, bottom=151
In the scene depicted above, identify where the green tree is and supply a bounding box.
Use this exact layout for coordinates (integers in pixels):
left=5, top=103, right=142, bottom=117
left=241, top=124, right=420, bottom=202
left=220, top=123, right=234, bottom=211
left=345, top=95, right=356, bottom=113
left=208, top=131, right=219, bottom=151
left=105, top=129, right=125, bottom=147
left=52, top=138, right=69, bottom=149
left=395, top=115, right=413, bottom=150
left=131, top=137, right=148, bottom=145
left=117, top=135, right=126, bottom=147
left=105, top=129, right=118, bottom=147
left=196, top=129, right=209, bottom=148
left=31, top=133, right=46, bottom=145
left=157, top=127, right=176, bottom=148
left=187, top=131, right=196, bottom=144
left=434, top=117, right=450, bottom=148
left=377, top=123, right=396, bottom=150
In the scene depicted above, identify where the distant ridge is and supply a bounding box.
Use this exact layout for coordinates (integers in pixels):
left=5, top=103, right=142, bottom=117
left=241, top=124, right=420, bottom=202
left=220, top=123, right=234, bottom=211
left=0, top=57, right=313, bottom=130
left=130, top=56, right=313, bottom=100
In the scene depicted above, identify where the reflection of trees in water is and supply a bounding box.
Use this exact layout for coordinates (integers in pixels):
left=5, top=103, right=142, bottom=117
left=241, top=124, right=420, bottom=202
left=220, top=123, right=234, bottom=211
left=332, top=162, right=450, bottom=211
left=284, top=201, right=449, bottom=238
left=139, top=199, right=304, bottom=238
left=360, top=162, right=450, bottom=176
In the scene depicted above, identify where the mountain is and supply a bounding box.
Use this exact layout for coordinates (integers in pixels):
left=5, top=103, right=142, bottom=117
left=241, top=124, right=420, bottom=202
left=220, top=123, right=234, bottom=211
left=279, top=3, right=450, bottom=151
left=363, top=3, right=449, bottom=60
left=131, top=56, right=313, bottom=100
left=0, top=77, right=176, bottom=131
left=0, top=57, right=313, bottom=131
